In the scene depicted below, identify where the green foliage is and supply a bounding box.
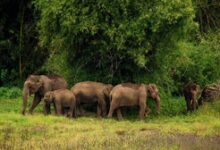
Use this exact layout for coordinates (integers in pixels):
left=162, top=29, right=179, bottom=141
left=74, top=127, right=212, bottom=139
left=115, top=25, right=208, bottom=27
left=194, top=0, right=220, bottom=32
left=0, top=0, right=48, bottom=85
left=35, top=0, right=197, bottom=85
left=172, top=30, right=220, bottom=92
left=0, top=87, right=22, bottom=99
left=0, top=0, right=220, bottom=96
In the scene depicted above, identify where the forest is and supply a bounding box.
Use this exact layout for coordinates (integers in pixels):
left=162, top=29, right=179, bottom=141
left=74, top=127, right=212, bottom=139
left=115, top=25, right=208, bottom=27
left=0, top=0, right=220, bottom=149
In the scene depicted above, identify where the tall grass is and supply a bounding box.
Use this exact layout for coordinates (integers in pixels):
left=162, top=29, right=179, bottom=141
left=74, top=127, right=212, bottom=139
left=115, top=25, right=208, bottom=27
left=0, top=87, right=220, bottom=149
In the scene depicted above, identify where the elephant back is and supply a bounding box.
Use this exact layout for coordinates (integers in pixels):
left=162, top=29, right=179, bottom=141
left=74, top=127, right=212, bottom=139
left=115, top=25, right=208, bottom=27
left=47, top=75, right=68, bottom=90
left=200, top=82, right=220, bottom=102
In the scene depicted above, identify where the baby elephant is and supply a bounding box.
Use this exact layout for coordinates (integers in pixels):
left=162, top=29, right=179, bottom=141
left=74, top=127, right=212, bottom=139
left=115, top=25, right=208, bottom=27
left=43, top=89, right=76, bottom=118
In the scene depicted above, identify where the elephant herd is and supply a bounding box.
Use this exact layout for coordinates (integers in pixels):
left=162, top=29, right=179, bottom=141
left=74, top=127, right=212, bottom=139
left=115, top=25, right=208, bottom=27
left=183, top=81, right=220, bottom=111
left=22, top=75, right=160, bottom=120
left=22, top=74, right=218, bottom=120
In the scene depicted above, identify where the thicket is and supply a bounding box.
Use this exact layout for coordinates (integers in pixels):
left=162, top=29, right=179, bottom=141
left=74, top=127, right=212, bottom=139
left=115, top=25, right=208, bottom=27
left=0, top=0, right=220, bottom=96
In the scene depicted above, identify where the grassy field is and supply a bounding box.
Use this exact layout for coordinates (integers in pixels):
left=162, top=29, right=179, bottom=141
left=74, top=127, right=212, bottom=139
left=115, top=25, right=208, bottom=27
left=0, top=94, right=220, bottom=150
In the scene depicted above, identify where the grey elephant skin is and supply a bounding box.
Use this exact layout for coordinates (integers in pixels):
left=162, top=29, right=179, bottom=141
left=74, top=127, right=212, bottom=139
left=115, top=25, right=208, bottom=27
left=198, top=81, right=220, bottom=105
left=108, top=83, right=160, bottom=120
left=71, top=81, right=113, bottom=117
left=43, top=89, right=76, bottom=118
left=22, top=75, right=68, bottom=115
left=183, top=83, right=200, bottom=112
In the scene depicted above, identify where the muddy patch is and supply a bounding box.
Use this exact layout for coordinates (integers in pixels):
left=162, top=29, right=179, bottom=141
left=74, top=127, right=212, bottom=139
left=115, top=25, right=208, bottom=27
left=115, top=130, right=126, bottom=136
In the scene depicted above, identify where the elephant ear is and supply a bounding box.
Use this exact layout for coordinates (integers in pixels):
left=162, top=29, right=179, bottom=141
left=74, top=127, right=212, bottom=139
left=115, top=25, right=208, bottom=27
left=49, top=92, right=55, bottom=102
left=103, top=84, right=113, bottom=97
left=36, top=81, right=43, bottom=90
left=23, top=81, right=31, bottom=97
left=147, top=84, right=158, bottom=98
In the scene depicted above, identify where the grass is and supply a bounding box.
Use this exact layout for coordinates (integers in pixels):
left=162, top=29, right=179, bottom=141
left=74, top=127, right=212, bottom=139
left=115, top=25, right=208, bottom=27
left=0, top=95, right=220, bottom=149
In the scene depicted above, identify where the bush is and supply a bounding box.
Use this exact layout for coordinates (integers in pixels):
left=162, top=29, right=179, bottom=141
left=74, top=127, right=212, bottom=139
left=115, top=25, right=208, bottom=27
left=35, top=0, right=197, bottom=85
left=0, top=87, right=22, bottom=99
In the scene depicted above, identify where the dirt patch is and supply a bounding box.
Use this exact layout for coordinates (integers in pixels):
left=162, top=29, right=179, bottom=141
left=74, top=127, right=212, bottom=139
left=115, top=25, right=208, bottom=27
left=139, top=128, right=159, bottom=133
left=139, top=128, right=147, bottom=131
left=115, top=130, right=126, bottom=136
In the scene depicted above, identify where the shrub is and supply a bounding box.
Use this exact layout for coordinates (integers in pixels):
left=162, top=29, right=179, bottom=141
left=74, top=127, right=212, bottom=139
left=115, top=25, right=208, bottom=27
left=0, top=87, right=22, bottom=99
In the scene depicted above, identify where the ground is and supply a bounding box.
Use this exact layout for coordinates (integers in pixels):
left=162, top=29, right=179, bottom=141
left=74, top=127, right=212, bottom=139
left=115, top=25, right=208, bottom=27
left=0, top=97, right=220, bottom=150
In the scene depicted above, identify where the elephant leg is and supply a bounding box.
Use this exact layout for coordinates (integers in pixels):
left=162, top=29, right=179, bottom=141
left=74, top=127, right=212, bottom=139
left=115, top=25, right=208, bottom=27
left=53, top=102, right=57, bottom=115
left=79, top=105, right=85, bottom=116
left=100, top=100, right=107, bottom=117
left=29, top=94, right=41, bottom=114
left=73, top=106, right=76, bottom=118
left=193, top=100, right=198, bottom=110
left=108, top=103, right=117, bottom=118
left=97, top=104, right=101, bottom=117
left=116, top=108, right=123, bottom=120
left=97, top=96, right=107, bottom=117
left=145, top=106, right=151, bottom=117
left=43, top=102, right=51, bottom=115
left=55, top=103, right=62, bottom=116
left=139, top=102, right=146, bottom=120
left=69, top=103, right=74, bottom=118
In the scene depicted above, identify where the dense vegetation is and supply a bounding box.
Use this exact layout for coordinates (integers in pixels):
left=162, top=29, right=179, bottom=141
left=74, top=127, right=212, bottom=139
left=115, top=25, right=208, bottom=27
left=0, top=0, right=220, bottom=95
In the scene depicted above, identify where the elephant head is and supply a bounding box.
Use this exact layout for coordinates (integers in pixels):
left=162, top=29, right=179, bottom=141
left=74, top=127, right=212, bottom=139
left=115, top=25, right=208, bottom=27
left=183, top=83, right=200, bottom=111
left=22, top=75, right=43, bottom=115
left=43, top=91, right=54, bottom=103
left=147, top=84, right=160, bottom=114
left=103, top=84, right=113, bottom=98
left=189, top=84, right=200, bottom=110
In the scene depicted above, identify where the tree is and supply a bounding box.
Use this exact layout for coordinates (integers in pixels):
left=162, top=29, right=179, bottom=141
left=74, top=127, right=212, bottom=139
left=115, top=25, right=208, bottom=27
left=0, top=0, right=48, bottom=85
left=35, top=0, right=197, bottom=85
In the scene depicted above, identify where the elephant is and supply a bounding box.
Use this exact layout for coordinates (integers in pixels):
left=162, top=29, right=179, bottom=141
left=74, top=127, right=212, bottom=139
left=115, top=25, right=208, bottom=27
left=71, top=81, right=113, bottom=117
left=22, top=75, right=68, bottom=115
left=43, top=89, right=76, bottom=118
left=183, top=82, right=200, bottom=111
left=198, top=81, right=220, bottom=105
left=107, top=83, right=160, bottom=120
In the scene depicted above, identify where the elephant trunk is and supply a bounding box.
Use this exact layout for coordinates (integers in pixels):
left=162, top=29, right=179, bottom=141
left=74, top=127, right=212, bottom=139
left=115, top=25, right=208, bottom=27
left=192, top=92, right=198, bottom=110
left=155, top=96, right=160, bottom=114
left=22, top=82, right=29, bottom=115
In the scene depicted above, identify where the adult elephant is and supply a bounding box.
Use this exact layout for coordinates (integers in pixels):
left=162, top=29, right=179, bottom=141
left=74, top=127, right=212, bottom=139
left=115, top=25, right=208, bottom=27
left=108, top=83, right=160, bottom=120
left=198, top=81, right=220, bottom=105
left=183, top=82, right=200, bottom=111
left=22, top=75, right=68, bottom=115
left=71, top=81, right=113, bottom=117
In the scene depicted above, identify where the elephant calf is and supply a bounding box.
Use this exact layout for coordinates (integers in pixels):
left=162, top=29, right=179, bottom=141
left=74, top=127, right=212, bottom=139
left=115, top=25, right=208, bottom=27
left=71, top=81, right=113, bottom=117
left=183, top=83, right=200, bottom=111
left=43, top=89, right=76, bottom=118
left=108, top=83, right=160, bottom=120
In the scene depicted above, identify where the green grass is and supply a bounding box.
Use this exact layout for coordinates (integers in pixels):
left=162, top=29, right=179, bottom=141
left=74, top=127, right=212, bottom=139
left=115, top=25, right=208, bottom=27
left=0, top=96, right=220, bottom=150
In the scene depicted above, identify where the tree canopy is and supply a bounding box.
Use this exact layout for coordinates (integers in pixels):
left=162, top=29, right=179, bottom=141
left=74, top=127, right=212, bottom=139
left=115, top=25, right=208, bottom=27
left=1, top=0, right=220, bottom=94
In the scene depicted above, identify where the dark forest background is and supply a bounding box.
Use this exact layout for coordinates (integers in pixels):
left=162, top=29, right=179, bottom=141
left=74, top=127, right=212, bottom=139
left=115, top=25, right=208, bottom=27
left=0, top=0, right=220, bottom=95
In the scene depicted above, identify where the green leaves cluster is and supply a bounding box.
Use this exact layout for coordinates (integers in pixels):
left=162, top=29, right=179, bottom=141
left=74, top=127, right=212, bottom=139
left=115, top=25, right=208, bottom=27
left=35, top=0, right=199, bottom=86
left=1, top=0, right=219, bottom=95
